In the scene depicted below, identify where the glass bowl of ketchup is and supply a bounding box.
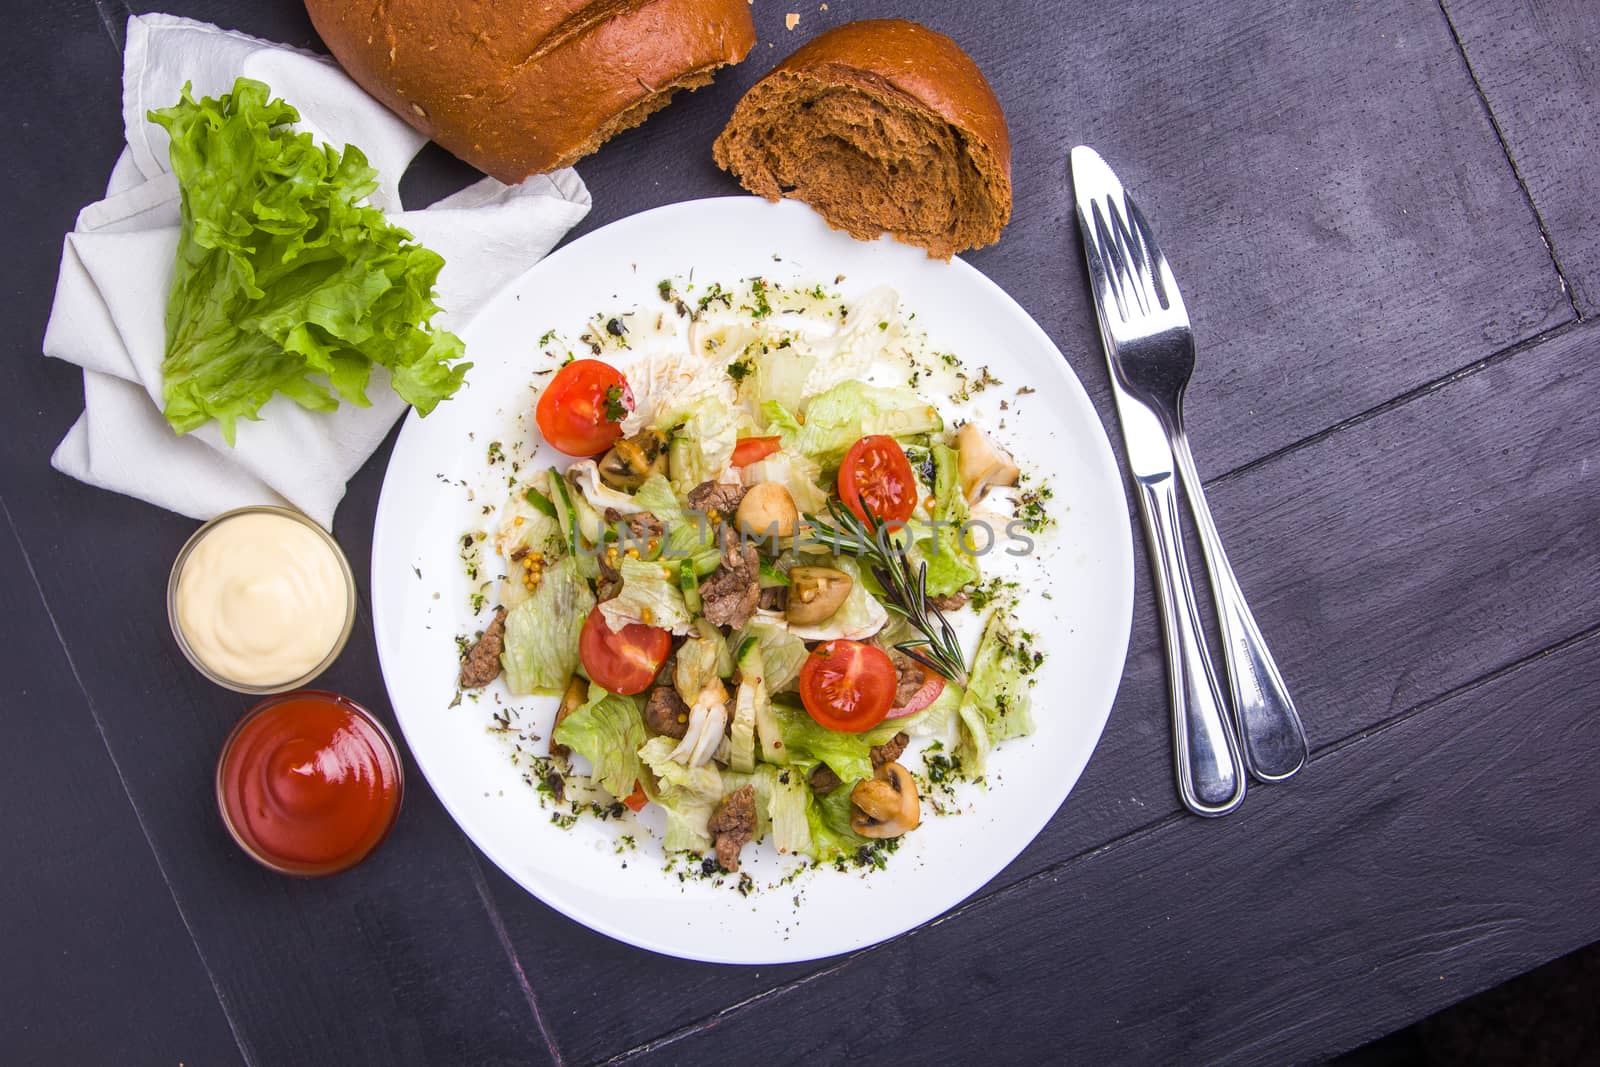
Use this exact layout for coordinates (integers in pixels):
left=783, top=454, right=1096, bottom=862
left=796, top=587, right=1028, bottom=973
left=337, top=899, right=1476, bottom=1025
left=217, top=690, right=403, bottom=877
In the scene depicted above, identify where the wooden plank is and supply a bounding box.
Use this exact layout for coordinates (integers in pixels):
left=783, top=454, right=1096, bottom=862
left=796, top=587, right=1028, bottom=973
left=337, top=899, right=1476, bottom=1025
left=1444, top=0, right=1600, bottom=314
left=0, top=510, right=243, bottom=1065
left=619, top=629, right=1600, bottom=1064
left=0, top=7, right=557, bottom=1065
left=488, top=316, right=1600, bottom=1062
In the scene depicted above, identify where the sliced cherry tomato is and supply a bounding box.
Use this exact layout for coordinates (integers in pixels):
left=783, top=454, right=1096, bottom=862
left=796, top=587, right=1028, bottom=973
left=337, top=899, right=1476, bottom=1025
left=535, top=359, right=633, bottom=456
left=799, top=639, right=898, bottom=733
left=887, top=659, right=946, bottom=719
left=837, top=435, right=917, bottom=523
left=578, top=606, right=670, bottom=696
left=621, top=780, right=649, bottom=812
left=731, top=435, right=783, bottom=466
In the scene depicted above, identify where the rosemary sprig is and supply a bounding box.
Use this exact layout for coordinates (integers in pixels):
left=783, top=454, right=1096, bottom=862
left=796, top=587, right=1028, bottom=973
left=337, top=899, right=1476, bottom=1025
left=803, top=500, right=970, bottom=687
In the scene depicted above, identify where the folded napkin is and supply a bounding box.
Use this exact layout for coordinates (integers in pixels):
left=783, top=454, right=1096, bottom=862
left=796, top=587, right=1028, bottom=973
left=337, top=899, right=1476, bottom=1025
left=43, top=13, right=592, bottom=528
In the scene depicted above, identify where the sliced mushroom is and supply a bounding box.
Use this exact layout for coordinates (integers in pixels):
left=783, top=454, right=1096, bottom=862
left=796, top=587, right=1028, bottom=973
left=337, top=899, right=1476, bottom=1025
left=736, top=482, right=799, bottom=542
left=567, top=460, right=645, bottom=515
left=954, top=423, right=1021, bottom=505
left=849, top=761, right=921, bottom=838
left=785, top=565, right=853, bottom=625
left=597, top=429, right=669, bottom=490
left=549, top=675, right=590, bottom=760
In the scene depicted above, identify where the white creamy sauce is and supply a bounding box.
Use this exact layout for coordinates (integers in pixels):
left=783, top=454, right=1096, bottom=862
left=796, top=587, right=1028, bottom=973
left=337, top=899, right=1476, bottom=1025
left=175, top=512, right=348, bottom=686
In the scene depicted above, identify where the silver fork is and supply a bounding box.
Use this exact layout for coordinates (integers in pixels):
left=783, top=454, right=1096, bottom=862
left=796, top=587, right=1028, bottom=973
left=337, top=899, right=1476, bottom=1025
left=1071, top=146, right=1307, bottom=790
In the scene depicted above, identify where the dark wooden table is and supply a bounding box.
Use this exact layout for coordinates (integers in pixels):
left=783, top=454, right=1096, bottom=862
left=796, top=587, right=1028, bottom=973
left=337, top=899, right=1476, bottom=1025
left=5, top=1, right=1598, bottom=1063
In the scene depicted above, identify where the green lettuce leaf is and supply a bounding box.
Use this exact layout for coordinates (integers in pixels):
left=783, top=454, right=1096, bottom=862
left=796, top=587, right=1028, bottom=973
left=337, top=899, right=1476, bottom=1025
left=806, top=783, right=873, bottom=861
left=912, top=678, right=966, bottom=744
left=728, top=644, right=764, bottom=773
left=664, top=399, right=738, bottom=493
left=639, top=736, right=725, bottom=852
left=151, top=78, right=467, bottom=443
left=771, top=702, right=903, bottom=783
left=796, top=382, right=942, bottom=465
left=500, top=555, right=595, bottom=694
left=674, top=618, right=733, bottom=704
left=494, top=486, right=565, bottom=611
left=956, top=613, right=1038, bottom=774
left=759, top=400, right=805, bottom=445
left=767, top=765, right=815, bottom=857
left=599, top=557, right=694, bottom=634
left=740, top=450, right=830, bottom=514
left=552, top=685, right=646, bottom=800
left=741, top=343, right=815, bottom=415
left=914, top=443, right=981, bottom=596
left=633, top=475, right=721, bottom=575
left=734, top=618, right=809, bottom=695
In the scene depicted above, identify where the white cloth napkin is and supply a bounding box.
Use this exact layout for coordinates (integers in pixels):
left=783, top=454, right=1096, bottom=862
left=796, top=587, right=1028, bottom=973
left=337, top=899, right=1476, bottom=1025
left=43, top=14, right=592, bottom=528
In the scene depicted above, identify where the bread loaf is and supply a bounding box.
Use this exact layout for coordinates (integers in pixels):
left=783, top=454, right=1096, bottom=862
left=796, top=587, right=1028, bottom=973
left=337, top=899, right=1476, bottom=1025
left=713, top=19, right=1011, bottom=259
left=306, top=0, right=757, bottom=182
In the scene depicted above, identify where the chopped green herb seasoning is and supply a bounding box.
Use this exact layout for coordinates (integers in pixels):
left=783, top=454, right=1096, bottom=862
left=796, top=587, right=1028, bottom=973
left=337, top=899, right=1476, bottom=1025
left=603, top=384, right=628, bottom=423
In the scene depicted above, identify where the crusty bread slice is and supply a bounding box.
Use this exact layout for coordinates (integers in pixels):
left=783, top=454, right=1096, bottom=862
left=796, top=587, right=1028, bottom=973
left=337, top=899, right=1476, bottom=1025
left=306, top=0, right=756, bottom=182
left=713, top=19, right=1011, bottom=259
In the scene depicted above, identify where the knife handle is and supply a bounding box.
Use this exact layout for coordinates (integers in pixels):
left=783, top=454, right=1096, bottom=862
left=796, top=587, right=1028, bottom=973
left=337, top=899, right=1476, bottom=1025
left=1171, top=430, right=1308, bottom=781
left=1134, top=471, right=1246, bottom=816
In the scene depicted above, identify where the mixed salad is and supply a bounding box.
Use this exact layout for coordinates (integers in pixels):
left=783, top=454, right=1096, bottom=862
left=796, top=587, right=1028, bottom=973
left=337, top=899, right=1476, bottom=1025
left=457, top=278, right=1044, bottom=876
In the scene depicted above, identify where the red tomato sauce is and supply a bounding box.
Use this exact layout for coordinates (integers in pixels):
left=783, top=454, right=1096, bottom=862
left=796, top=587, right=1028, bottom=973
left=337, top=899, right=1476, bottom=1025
left=217, top=691, right=402, bottom=876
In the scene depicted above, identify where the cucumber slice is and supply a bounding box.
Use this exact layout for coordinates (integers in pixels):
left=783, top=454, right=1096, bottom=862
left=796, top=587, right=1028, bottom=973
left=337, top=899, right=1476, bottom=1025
left=679, top=560, right=703, bottom=615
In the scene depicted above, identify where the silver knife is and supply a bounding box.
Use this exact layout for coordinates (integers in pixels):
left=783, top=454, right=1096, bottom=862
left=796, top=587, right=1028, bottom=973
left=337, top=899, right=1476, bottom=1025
left=1070, top=145, right=1247, bottom=816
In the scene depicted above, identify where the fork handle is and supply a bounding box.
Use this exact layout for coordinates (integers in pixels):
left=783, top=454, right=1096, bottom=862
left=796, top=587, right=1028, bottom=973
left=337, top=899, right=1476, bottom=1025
left=1171, top=430, right=1308, bottom=781
left=1134, top=471, right=1246, bottom=816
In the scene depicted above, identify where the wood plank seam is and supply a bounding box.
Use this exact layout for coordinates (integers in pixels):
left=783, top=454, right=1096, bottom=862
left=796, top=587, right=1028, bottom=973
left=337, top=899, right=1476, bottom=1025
left=465, top=847, right=569, bottom=1066
left=1437, top=0, right=1583, bottom=321
left=1313, top=620, right=1600, bottom=763
left=0, top=491, right=257, bottom=1067
left=1211, top=315, right=1593, bottom=489
left=600, top=620, right=1600, bottom=1063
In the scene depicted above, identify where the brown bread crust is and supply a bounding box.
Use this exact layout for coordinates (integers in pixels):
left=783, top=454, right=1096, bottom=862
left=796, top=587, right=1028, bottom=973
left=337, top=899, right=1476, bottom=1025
left=306, top=0, right=757, bottom=182
left=713, top=19, right=1011, bottom=258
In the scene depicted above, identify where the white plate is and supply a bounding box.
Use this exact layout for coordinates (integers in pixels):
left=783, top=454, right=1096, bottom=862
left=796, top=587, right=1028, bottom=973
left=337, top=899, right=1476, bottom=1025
left=372, top=197, right=1134, bottom=964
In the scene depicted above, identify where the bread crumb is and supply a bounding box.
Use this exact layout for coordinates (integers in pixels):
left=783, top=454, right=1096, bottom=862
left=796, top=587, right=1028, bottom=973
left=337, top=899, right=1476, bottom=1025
left=785, top=13, right=800, bottom=29
left=820, top=2, right=828, bottom=8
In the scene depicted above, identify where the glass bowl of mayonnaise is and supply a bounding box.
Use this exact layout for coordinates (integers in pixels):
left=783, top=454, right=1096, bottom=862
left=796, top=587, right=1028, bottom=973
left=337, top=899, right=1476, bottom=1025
left=168, top=506, right=357, bottom=694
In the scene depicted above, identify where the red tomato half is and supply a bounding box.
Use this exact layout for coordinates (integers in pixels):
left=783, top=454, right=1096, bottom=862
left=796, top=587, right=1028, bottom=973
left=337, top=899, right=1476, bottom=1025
left=731, top=436, right=783, bottom=466
left=799, top=639, right=898, bottom=733
left=837, top=435, right=917, bottom=523
left=535, top=359, right=633, bottom=456
left=578, top=607, right=670, bottom=696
